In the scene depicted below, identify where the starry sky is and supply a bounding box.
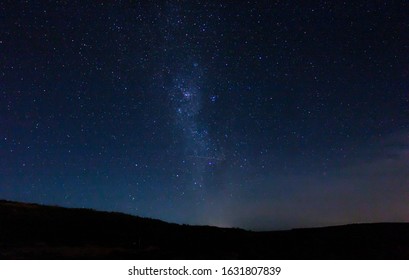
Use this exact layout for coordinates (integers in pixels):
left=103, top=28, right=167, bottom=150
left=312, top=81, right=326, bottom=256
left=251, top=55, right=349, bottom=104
left=1, top=1, right=408, bottom=230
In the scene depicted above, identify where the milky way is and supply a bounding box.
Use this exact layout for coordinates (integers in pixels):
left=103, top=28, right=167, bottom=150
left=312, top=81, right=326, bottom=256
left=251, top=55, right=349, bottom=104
left=1, top=1, right=409, bottom=229
left=157, top=6, right=224, bottom=200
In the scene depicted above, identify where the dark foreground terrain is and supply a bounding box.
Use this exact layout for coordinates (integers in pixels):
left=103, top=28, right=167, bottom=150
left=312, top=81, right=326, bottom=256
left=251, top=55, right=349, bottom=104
left=1, top=200, right=408, bottom=259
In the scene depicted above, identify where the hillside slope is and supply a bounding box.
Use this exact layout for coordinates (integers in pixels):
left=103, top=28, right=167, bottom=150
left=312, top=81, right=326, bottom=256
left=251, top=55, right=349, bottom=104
left=1, top=200, right=408, bottom=259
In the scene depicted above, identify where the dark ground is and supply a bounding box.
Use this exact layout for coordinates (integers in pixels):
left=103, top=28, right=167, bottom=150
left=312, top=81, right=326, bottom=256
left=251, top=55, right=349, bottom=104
left=0, top=200, right=408, bottom=259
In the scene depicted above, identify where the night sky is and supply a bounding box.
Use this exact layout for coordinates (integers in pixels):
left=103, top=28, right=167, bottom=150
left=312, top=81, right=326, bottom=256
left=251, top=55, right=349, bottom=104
left=1, top=1, right=408, bottom=230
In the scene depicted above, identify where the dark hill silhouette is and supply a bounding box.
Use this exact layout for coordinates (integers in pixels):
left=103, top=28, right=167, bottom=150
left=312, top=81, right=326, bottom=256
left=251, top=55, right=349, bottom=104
left=1, top=200, right=408, bottom=259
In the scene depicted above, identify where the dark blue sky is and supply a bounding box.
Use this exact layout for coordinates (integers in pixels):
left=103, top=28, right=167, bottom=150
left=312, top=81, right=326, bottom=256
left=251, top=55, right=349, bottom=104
left=1, top=1, right=408, bottom=229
